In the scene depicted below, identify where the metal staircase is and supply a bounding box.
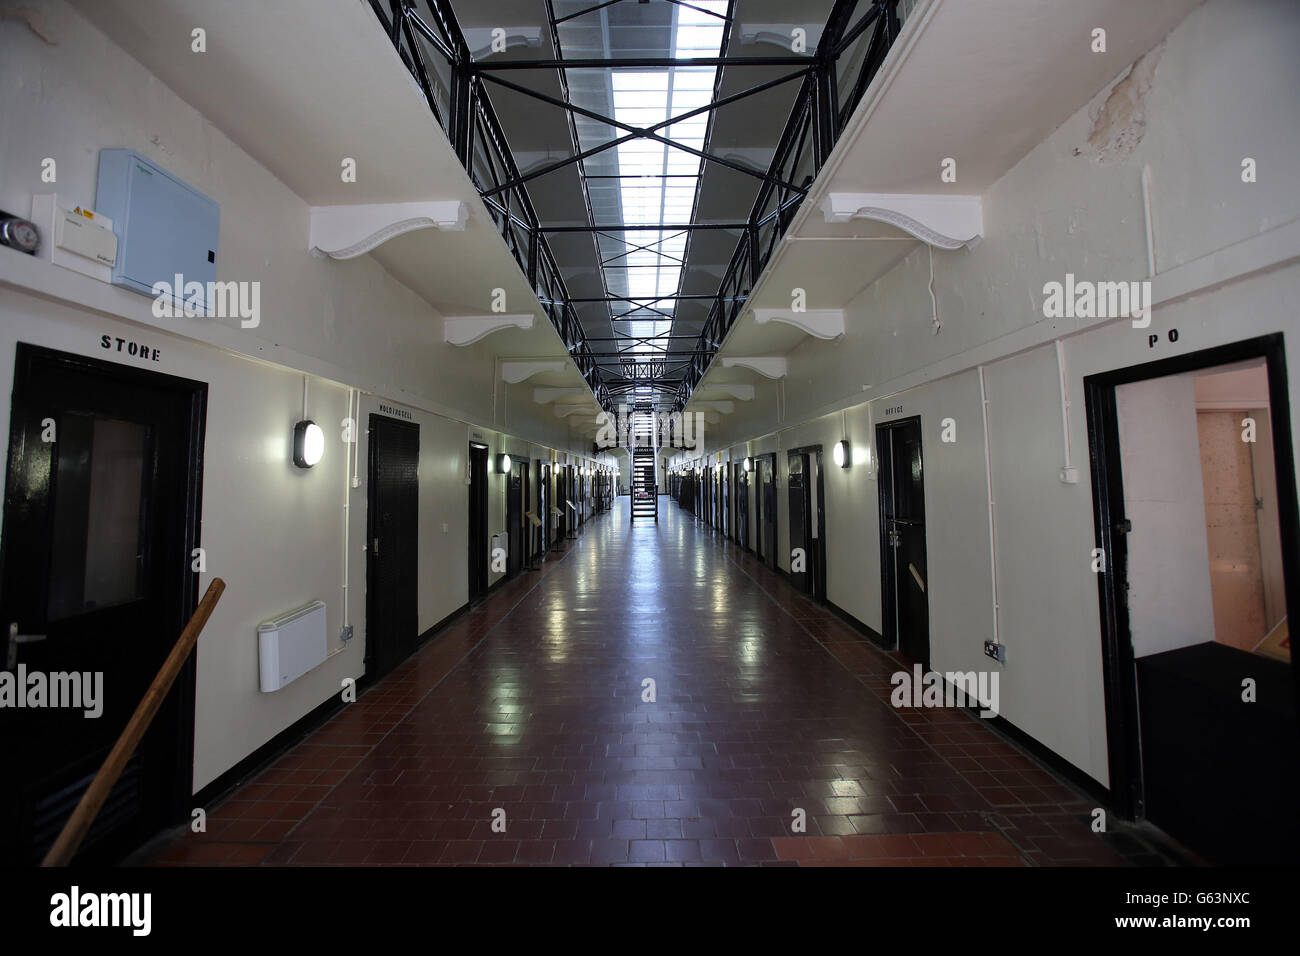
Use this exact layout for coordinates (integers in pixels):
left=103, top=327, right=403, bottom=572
left=629, top=406, right=658, bottom=523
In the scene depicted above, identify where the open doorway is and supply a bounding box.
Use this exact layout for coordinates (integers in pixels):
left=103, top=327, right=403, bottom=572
left=1085, top=333, right=1298, bottom=864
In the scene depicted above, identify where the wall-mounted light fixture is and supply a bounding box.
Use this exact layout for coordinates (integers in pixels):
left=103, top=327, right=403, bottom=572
left=743, top=456, right=753, bottom=473
left=497, top=453, right=512, bottom=474
left=293, top=420, right=324, bottom=468
left=833, top=439, right=851, bottom=468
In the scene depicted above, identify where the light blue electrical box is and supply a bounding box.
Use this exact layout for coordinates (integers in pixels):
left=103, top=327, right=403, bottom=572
left=95, top=149, right=220, bottom=312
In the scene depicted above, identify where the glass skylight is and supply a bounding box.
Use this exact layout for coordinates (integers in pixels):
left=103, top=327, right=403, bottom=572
left=598, top=1, right=728, bottom=367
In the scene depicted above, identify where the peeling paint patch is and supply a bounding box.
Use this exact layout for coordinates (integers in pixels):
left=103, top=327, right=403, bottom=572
left=0, top=3, right=57, bottom=44
left=1082, top=42, right=1164, bottom=164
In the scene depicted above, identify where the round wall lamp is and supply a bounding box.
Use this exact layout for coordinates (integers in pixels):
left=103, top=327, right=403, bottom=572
left=743, top=456, right=753, bottom=473
left=293, top=420, right=324, bottom=468
left=833, top=439, right=851, bottom=469
left=497, top=453, right=513, bottom=474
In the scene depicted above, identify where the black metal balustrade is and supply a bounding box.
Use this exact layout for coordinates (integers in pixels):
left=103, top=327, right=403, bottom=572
left=366, top=0, right=903, bottom=415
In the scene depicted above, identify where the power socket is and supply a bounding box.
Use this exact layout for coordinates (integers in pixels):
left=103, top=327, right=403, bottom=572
left=984, top=640, right=1006, bottom=663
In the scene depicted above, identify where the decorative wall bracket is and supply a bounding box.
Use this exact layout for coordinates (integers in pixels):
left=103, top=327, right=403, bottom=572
left=444, top=313, right=533, bottom=347
left=502, top=360, right=567, bottom=384
left=721, top=357, right=788, bottom=379
left=533, top=387, right=590, bottom=404
left=822, top=192, right=983, bottom=249
left=692, top=400, right=735, bottom=414
left=753, top=308, right=844, bottom=339
left=553, top=404, right=590, bottom=418
left=309, top=201, right=468, bottom=259
left=697, top=383, right=755, bottom=401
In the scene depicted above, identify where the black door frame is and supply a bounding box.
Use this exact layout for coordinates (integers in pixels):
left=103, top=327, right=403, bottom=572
left=876, top=416, right=928, bottom=663
left=467, top=442, right=489, bottom=602
left=1084, top=332, right=1300, bottom=819
left=1, top=342, right=207, bottom=844
left=753, top=452, right=777, bottom=569
left=365, top=415, right=419, bottom=679
left=788, top=443, right=827, bottom=601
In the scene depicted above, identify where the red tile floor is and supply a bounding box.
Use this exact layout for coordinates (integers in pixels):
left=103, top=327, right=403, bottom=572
left=149, top=498, right=1173, bottom=867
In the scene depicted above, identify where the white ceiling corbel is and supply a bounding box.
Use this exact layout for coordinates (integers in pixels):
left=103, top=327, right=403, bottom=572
left=693, top=400, right=735, bottom=414
left=309, top=201, right=468, bottom=259
left=698, top=383, right=755, bottom=401
left=444, top=313, right=534, bottom=347
left=533, top=387, right=590, bottom=404
left=721, top=357, right=788, bottom=379
left=822, top=192, right=983, bottom=249
left=753, top=308, right=844, bottom=339
left=502, top=360, right=567, bottom=384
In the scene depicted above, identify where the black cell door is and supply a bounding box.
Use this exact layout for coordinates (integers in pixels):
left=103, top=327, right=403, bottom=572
left=787, top=452, right=813, bottom=595
left=536, top=463, right=547, bottom=560
left=366, top=415, right=418, bottom=679
left=878, top=418, right=930, bottom=667
left=0, top=344, right=206, bottom=865
left=722, top=468, right=730, bottom=538
left=506, top=468, right=523, bottom=576
left=735, top=464, right=748, bottom=547
left=553, top=464, right=565, bottom=541
left=468, top=443, right=489, bottom=601
left=758, top=457, right=777, bottom=570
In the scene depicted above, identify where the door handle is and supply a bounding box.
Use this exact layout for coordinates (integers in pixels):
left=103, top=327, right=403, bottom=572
left=372, top=537, right=380, bottom=556
left=7, top=622, right=47, bottom=669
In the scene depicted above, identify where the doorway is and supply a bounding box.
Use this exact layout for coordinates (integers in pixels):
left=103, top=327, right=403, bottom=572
left=536, top=462, right=548, bottom=563
left=506, top=460, right=524, bottom=577
left=787, top=446, right=827, bottom=601
left=366, top=415, right=418, bottom=680
left=1084, top=333, right=1298, bottom=864
left=721, top=464, right=730, bottom=538
left=877, top=418, right=929, bottom=667
left=468, top=443, right=489, bottom=601
left=0, top=343, right=206, bottom=865
left=755, top=454, right=777, bottom=570
left=735, top=462, right=749, bottom=548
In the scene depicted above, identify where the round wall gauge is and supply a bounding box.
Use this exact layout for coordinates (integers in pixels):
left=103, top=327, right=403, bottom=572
left=0, top=214, right=40, bottom=255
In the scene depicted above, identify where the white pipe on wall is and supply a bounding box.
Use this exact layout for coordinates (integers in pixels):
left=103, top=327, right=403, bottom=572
left=1141, top=164, right=1156, bottom=278
left=1055, top=339, right=1073, bottom=472
left=978, top=365, right=1001, bottom=647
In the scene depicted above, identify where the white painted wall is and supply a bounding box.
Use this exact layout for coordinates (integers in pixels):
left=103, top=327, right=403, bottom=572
left=676, top=0, right=1300, bottom=787
left=1116, top=374, right=1216, bottom=657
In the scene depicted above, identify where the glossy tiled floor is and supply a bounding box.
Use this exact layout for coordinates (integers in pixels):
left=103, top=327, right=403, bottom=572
left=152, top=497, right=1165, bottom=867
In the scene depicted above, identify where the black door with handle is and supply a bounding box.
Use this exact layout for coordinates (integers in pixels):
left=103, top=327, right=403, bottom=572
left=0, top=343, right=205, bottom=865
left=758, top=457, right=777, bottom=570
left=366, top=415, right=418, bottom=679
left=507, top=465, right=523, bottom=576
left=787, top=452, right=813, bottom=595
left=735, top=464, right=748, bottom=548
left=878, top=418, right=930, bottom=667
left=468, top=443, right=489, bottom=602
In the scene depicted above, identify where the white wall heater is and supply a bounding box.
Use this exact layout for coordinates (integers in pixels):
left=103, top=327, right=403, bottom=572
left=258, top=600, right=327, bottom=692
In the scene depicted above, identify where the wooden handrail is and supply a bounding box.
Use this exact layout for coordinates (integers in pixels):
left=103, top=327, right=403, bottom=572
left=41, top=577, right=226, bottom=867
